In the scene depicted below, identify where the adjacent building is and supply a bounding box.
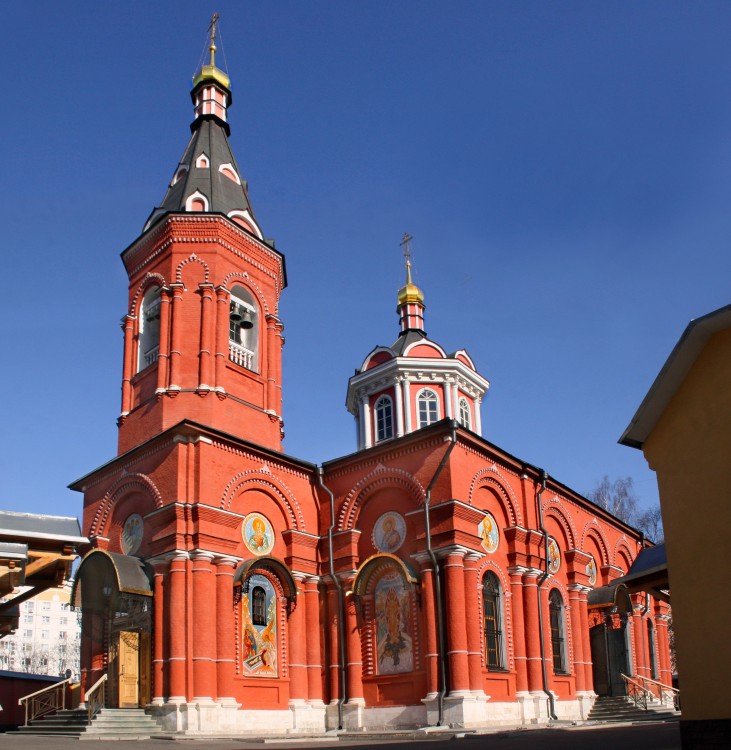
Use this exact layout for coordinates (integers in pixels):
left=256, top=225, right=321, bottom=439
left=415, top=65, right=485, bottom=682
left=621, top=303, right=731, bottom=749
left=0, top=583, right=80, bottom=678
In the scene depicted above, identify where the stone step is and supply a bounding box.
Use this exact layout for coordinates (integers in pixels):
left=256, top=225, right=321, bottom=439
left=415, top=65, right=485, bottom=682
left=15, top=707, right=163, bottom=738
left=587, top=696, right=679, bottom=724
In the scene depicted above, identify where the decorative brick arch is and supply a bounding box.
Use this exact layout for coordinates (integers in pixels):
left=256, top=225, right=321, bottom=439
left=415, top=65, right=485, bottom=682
left=338, top=466, right=426, bottom=531
left=542, top=499, right=577, bottom=550
left=222, top=271, right=271, bottom=316
left=614, top=537, right=635, bottom=573
left=221, top=469, right=304, bottom=531
left=581, top=519, right=611, bottom=566
left=468, top=467, right=523, bottom=527
left=90, top=473, right=163, bottom=538
left=476, top=558, right=515, bottom=671
left=175, top=254, right=210, bottom=287
left=129, top=273, right=167, bottom=316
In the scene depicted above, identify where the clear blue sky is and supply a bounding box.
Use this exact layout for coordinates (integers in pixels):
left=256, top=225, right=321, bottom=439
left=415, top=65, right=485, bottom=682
left=3, top=2, right=730, bottom=520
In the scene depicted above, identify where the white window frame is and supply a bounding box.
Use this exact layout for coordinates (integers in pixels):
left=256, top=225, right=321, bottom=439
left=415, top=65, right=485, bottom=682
left=374, top=395, right=394, bottom=442
left=417, top=388, right=440, bottom=428
left=458, top=397, right=471, bottom=430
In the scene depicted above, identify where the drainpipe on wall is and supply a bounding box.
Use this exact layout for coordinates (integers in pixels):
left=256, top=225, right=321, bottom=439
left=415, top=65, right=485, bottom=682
left=318, top=466, right=346, bottom=730
left=424, top=421, right=458, bottom=726
left=535, top=468, right=558, bottom=721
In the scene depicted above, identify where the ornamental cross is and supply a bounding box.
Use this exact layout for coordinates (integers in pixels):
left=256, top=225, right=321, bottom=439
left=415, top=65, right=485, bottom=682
left=400, top=232, right=414, bottom=266
left=208, top=12, right=220, bottom=66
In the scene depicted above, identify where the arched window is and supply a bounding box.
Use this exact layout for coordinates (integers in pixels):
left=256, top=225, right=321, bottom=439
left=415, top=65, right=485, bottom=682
left=374, top=395, right=394, bottom=442
left=483, top=571, right=505, bottom=670
left=647, top=619, right=658, bottom=679
left=458, top=397, right=471, bottom=430
left=417, top=388, right=439, bottom=428
left=549, top=589, right=568, bottom=674
left=137, top=286, right=161, bottom=372
left=229, top=285, right=259, bottom=372
left=251, top=586, right=267, bottom=626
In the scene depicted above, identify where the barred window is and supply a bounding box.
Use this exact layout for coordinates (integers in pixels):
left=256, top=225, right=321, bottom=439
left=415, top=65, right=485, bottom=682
left=549, top=589, right=568, bottom=674
left=483, top=572, right=505, bottom=670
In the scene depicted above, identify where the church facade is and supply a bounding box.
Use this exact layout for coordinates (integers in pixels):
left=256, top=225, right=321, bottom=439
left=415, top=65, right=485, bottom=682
left=70, top=36, right=672, bottom=735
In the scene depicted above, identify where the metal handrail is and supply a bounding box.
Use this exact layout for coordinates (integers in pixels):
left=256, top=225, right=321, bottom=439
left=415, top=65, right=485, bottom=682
left=86, top=673, right=108, bottom=724
left=620, top=673, right=652, bottom=711
left=635, top=674, right=680, bottom=705
left=18, top=677, right=73, bottom=726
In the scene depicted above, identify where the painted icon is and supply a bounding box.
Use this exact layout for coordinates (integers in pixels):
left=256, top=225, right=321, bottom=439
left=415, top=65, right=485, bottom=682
left=586, top=556, right=597, bottom=586
left=242, top=513, right=274, bottom=556
left=241, top=573, right=277, bottom=677
left=121, top=513, right=143, bottom=556
left=375, top=569, right=413, bottom=674
left=478, top=512, right=499, bottom=553
left=547, top=536, right=561, bottom=574
left=373, top=512, right=406, bottom=554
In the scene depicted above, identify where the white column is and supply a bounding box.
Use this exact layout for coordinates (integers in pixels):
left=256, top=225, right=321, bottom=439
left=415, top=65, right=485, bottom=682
left=474, top=396, right=482, bottom=435
left=361, top=395, right=372, bottom=449
left=402, top=379, right=412, bottom=434
left=394, top=379, right=404, bottom=438
left=445, top=381, right=455, bottom=420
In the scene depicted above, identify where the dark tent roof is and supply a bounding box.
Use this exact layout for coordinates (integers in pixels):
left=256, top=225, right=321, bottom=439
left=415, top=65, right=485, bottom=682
left=145, top=116, right=260, bottom=234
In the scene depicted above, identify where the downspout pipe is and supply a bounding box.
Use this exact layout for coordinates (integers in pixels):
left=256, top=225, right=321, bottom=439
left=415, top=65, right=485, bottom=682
left=424, top=420, right=458, bottom=726
left=319, top=466, right=346, bottom=730
left=535, top=468, right=558, bottom=721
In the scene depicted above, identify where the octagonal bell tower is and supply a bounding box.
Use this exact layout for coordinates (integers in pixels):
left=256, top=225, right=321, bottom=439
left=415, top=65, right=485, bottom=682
left=117, top=30, right=286, bottom=454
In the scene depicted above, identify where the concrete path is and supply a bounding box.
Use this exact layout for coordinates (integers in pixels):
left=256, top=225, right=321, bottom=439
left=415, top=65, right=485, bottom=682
left=0, top=719, right=681, bottom=750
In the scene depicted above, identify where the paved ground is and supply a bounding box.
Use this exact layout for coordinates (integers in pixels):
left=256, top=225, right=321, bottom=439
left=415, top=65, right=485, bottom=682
left=0, top=720, right=682, bottom=750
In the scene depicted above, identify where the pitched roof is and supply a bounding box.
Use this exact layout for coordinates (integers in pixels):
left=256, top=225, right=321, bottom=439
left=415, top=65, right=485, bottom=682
left=620, top=302, right=731, bottom=449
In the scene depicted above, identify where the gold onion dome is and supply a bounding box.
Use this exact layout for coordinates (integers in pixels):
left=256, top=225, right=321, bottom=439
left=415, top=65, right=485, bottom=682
left=397, top=278, right=425, bottom=306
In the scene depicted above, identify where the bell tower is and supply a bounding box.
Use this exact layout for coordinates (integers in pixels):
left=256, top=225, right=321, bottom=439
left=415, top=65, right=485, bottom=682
left=117, top=21, right=285, bottom=454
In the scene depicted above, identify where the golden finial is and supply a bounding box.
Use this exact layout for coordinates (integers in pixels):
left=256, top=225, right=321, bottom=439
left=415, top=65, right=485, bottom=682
left=193, top=12, right=230, bottom=91
left=397, top=232, right=424, bottom=306
left=208, top=13, right=220, bottom=67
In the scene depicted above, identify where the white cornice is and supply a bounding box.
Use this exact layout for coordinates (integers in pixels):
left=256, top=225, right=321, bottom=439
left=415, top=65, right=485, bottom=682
left=346, top=356, right=489, bottom=412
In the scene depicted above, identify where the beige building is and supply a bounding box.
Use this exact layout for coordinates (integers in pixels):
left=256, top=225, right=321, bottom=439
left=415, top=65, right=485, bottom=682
left=0, top=583, right=80, bottom=678
left=621, top=302, right=731, bottom=749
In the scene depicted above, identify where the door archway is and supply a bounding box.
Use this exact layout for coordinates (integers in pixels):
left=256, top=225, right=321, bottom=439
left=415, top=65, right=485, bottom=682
left=72, top=550, right=153, bottom=708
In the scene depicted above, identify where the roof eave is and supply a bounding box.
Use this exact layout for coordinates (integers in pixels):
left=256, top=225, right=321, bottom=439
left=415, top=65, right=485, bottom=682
left=620, top=302, right=731, bottom=449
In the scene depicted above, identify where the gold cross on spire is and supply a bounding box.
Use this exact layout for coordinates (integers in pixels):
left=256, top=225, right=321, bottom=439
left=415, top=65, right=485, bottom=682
left=400, top=232, right=414, bottom=284
left=208, top=12, right=220, bottom=67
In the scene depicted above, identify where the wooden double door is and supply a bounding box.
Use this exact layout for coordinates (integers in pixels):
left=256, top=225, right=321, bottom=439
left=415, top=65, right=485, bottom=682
left=114, top=630, right=151, bottom=708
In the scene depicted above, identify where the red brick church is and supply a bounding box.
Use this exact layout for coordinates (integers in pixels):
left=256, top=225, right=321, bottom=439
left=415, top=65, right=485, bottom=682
left=70, top=31, right=672, bottom=734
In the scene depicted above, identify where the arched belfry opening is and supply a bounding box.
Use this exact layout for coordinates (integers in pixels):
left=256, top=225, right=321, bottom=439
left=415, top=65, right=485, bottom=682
left=229, top=285, right=259, bottom=372
left=72, top=550, right=153, bottom=709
